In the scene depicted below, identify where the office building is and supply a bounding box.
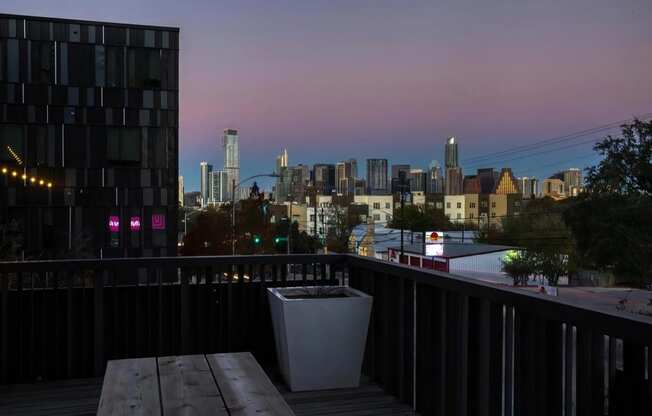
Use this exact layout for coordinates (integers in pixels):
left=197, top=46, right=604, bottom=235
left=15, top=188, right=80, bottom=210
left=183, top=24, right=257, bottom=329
left=408, top=169, right=427, bottom=193
left=209, top=170, right=229, bottom=204
left=445, top=137, right=459, bottom=168
left=518, top=177, right=539, bottom=199
left=366, top=159, right=388, bottom=194
left=0, top=14, right=179, bottom=258
left=542, top=178, right=565, bottom=199
left=427, top=161, right=444, bottom=194
left=276, top=148, right=288, bottom=174
left=313, top=163, right=336, bottom=195
left=477, top=168, right=498, bottom=194
left=445, top=167, right=464, bottom=195
left=563, top=168, right=582, bottom=197
left=353, top=195, right=393, bottom=225
left=391, top=164, right=410, bottom=193
left=336, top=158, right=357, bottom=195
left=200, top=162, right=213, bottom=207
left=494, top=168, right=520, bottom=194
left=463, top=175, right=481, bottom=194
left=223, top=128, right=239, bottom=199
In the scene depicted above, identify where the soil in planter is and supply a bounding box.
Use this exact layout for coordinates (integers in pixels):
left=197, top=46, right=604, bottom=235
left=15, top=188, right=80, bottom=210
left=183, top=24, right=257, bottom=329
left=284, top=293, right=354, bottom=299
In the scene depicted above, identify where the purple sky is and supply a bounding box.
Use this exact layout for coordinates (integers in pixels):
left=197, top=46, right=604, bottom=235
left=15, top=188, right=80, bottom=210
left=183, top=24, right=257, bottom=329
left=5, top=0, right=652, bottom=191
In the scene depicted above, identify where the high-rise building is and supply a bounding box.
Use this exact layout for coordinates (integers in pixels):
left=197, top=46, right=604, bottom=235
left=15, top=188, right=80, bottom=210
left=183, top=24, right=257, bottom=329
left=494, top=168, right=520, bottom=194
left=209, top=170, right=229, bottom=203
left=444, top=137, right=463, bottom=195
left=366, top=159, right=388, bottom=195
left=542, top=178, right=565, bottom=199
left=518, top=177, right=539, bottom=199
left=178, top=176, right=184, bottom=207
left=445, top=137, right=459, bottom=169
left=408, top=169, right=427, bottom=193
left=391, top=164, right=410, bottom=193
left=276, top=149, right=288, bottom=174
left=223, top=128, right=239, bottom=199
left=336, top=159, right=357, bottom=195
left=200, top=162, right=213, bottom=207
left=313, top=164, right=336, bottom=195
left=445, top=167, right=463, bottom=195
left=477, top=168, right=498, bottom=194
left=563, top=168, right=582, bottom=197
left=427, top=161, right=444, bottom=194
left=0, top=14, right=179, bottom=258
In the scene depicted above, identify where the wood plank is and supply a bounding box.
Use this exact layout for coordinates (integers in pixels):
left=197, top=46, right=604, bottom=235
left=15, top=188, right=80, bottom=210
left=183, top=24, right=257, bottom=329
left=206, top=352, right=295, bottom=416
left=157, top=355, right=227, bottom=416
left=97, top=358, right=161, bottom=416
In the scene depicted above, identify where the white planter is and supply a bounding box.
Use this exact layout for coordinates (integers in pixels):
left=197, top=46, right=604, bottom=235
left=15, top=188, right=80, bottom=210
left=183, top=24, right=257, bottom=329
left=267, top=286, right=372, bottom=392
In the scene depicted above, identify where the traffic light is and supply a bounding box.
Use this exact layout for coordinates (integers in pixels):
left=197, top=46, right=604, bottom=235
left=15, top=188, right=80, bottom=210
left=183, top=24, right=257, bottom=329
left=274, top=236, right=287, bottom=244
left=253, top=234, right=262, bottom=245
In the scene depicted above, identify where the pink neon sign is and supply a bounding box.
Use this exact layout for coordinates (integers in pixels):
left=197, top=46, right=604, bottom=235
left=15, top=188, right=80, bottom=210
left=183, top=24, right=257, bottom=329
left=108, top=216, right=120, bottom=232
left=130, top=216, right=141, bottom=231
left=152, top=214, right=166, bottom=230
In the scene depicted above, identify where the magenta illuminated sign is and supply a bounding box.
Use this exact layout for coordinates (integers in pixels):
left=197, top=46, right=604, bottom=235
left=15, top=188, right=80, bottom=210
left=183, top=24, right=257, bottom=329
left=152, top=214, right=166, bottom=230
left=130, top=216, right=141, bottom=231
left=108, top=216, right=120, bottom=232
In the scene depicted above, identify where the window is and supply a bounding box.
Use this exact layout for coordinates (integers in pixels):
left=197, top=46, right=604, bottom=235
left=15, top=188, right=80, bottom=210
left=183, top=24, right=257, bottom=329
left=457, top=213, right=461, bottom=219
left=29, top=41, right=53, bottom=84
left=385, top=202, right=390, bottom=209
left=95, top=46, right=105, bottom=87
left=446, top=202, right=451, bottom=208
left=457, top=202, right=462, bottom=209
left=106, top=47, right=124, bottom=88
left=436, top=202, right=443, bottom=209
left=67, top=43, right=95, bottom=86
left=0, top=125, right=23, bottom=162
left=469, top=213, right=474, bottom=219
left=373, top=202, right=380, bottom=209
left=491, top=201, right=496, bottom=208
left=128, top=48, right=161, bottom=88
left=107, top=128, right=141, bottom=162
left=492, top=212, right=496, bottom=218
left=373, top=214, right=380, bottom=221
left=3, top=39, right=19, bottom=83
left=470, top=202, right=476, bottom=208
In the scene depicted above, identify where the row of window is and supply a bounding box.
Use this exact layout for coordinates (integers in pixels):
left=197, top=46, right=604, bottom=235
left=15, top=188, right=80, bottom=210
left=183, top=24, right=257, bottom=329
left=0, top=124, right=176, bottom=168
left=0, top=104, right=178, bottom=126
left=1, top=186, right=176, bottom=208
left=0, top=39, right=179, bottom=89
left=1, top=83, right=178, bottom=109
left=372, top=202, right=391, bottom=209
left=0, top=18, right=179, bottom=49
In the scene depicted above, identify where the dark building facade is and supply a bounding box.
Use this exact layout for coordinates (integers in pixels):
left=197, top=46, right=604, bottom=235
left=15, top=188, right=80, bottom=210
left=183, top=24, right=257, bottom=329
left=0, top=14, right=179, bottom=258
left=312, top=163, right=335, bottom=195
left=366, top=158, right=388, bottom=194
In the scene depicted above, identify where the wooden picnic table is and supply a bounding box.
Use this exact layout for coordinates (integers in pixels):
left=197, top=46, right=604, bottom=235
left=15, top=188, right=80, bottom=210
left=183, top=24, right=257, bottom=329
left=97, top=352, right=295, bottom=416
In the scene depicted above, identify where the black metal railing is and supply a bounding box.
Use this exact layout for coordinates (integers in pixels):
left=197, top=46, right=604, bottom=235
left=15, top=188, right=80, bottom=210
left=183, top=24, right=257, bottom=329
left=1, top=254, right=651, bottom=415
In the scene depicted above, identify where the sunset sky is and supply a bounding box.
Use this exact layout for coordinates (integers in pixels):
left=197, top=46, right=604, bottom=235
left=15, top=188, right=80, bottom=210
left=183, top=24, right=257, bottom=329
left=4, top=0, right=652, bottom=191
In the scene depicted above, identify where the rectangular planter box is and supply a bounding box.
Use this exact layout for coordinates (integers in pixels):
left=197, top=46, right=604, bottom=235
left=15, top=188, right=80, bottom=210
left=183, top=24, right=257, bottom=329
left=268, top=286, right=372, bottom=392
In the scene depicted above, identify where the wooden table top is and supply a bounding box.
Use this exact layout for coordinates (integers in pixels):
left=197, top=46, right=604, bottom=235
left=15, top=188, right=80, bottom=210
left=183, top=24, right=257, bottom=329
left=97, top=352, right=295, bottom=416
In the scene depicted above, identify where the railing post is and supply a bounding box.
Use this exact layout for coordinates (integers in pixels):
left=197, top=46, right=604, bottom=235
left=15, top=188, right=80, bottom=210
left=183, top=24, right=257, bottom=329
left=180, top=266, right=190, bottom=354
left=93, top=269, right=106, bottom=376
left=1, top=272, right=7, bottom=384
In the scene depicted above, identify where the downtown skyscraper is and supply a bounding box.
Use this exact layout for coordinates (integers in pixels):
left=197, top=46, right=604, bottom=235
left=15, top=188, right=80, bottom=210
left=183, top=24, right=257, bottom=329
left=366, top=159, right=389, bottom=195
left=444, top=137, right=463, bottom=195
left=223, top=128, right=240, bottom=200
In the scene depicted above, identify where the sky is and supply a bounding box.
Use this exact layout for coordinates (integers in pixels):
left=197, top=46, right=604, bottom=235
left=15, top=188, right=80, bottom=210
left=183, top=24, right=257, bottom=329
left=4, top=0, right=652, bottom=191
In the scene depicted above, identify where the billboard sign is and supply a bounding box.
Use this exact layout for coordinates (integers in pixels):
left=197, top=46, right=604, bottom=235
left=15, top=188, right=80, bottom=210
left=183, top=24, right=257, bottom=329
left=152, top=214, right=166, bottom=230
left=130, top=216, right=141, bottom=231
left=424, top=231, right=445, bottom=257
left=108, top=216, right=120, bottom=232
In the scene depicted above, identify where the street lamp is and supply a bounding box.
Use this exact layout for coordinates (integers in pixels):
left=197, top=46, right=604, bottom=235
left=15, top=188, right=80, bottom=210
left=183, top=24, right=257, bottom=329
left=231, top=173, right=279, bottom=255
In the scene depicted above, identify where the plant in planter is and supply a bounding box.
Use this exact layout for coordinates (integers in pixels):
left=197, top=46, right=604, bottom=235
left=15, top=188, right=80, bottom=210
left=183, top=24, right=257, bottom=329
left=268, top=285, right=372, bottom=392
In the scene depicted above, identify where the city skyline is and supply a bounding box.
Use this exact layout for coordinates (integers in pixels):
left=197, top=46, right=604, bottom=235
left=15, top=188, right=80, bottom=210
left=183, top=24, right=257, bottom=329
left=3, top=0, right=651, bottom=191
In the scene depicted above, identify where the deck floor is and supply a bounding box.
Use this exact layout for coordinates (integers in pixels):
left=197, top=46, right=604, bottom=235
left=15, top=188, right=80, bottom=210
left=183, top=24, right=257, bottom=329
left=0, top=376, right=417, bottom=416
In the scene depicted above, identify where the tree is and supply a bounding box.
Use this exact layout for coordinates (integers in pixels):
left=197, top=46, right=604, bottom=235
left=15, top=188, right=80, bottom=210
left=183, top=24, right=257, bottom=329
left=564, top=119, right=652, bottom=285
left=480, top=198, right=574, bottom=286
left=326, top=205, right=360, bottom=253
left=181, top=207, right=232, bottom=255
left=501, top=251, right=534, bottom=286
left=388, top=204, right=453, bottom=233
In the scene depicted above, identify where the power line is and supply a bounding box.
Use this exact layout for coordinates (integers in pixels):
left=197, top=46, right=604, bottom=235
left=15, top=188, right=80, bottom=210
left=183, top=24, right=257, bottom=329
left=461, top=113, right=652, bottom=165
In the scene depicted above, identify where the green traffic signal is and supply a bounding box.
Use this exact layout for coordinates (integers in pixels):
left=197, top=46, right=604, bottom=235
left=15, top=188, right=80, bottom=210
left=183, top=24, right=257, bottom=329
left=274, top=236, right=287, bottom=244
left=253, top=235, right=262, bottom=245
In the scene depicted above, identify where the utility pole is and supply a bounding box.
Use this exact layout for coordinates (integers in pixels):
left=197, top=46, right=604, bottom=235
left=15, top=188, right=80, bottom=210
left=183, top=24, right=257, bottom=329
left=399, top=172, right=407, bottom=262
left=287, top=195, right=293, bottom=255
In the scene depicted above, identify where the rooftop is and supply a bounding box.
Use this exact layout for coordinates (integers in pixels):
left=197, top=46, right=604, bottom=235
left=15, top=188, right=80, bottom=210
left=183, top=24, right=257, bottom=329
left=0, top=12, right=180, bottom=32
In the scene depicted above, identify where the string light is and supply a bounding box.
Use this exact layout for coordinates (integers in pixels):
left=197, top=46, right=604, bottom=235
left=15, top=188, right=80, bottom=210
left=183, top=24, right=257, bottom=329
left=0, top=166, right=55, bottom=189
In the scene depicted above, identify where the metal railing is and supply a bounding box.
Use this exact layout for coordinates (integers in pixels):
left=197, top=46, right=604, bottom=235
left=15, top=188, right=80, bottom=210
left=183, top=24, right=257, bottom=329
left=1, top=254, right=651, bottom=415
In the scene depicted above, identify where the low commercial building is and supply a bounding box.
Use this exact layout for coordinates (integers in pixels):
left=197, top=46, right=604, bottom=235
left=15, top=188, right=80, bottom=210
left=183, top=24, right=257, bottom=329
left=353, top=195, right=393, bottom=224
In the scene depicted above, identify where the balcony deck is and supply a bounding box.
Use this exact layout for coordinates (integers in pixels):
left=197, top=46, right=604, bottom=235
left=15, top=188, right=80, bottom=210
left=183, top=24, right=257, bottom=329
left=0, top=376, right=417, bottom=416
